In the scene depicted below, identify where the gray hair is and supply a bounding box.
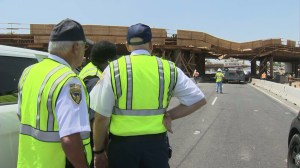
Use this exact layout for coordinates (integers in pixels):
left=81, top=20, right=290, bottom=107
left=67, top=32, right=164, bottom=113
left=48, top=41, right=79, bottom=55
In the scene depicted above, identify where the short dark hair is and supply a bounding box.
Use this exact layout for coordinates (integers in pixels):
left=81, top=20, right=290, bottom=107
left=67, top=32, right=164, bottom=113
left=90, top=41, right=117, bottom=65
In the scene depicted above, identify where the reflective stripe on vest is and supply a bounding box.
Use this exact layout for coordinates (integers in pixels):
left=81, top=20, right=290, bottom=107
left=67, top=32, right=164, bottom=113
left=20, top=124, right=90, bottom=142
left=113, top=106, right=166, bottom=116
left=79, top=62, right=102, bottom=80
left=157, top=57, right=164, bottom=109
left=112, top=60, right=121, bottom=107
left=167, top=60, right=177, bottom=103
left=18, top=65, right=34, bottom=120
left=125, top=56, right=133, bottom=109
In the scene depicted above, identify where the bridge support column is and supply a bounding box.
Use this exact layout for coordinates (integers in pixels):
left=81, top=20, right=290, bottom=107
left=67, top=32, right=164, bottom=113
left=251, top=59, right=257, bottom=77
left=186, top=51, right=196, bottom=77
left=269, top=56, right=274, bottom=79
left=258, top=57, right=269, bottom=77
left=295, top=61, right=300, bottom=78
left=196, top=54, right=205, bottom=75
left=290, top=61, right=300, bottom=77
left=161, top=50, right=166, bottom=59
left=174, top=49, right=183, bottom=70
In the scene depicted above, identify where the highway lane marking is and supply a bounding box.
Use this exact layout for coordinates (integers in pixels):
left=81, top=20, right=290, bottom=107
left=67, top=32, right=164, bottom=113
left=212, top=97, right=218, bottom=105
left=193, top=130, right=201, bottom=135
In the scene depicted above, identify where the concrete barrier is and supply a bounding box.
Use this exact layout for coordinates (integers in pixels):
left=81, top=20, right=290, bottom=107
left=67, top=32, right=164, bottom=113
left=270, top=82, right=286, bottom=97
left=252, top=79, right=300, bottom=106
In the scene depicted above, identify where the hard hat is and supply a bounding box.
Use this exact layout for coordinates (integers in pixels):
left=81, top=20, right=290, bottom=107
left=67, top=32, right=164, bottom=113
left=217, top=68, right=222, bottom=72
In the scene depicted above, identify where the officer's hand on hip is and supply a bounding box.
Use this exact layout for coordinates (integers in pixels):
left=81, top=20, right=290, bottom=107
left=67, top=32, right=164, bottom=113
left=163, top=112, right=173, bottom=133
left=94, top=152, right=108, bottom=168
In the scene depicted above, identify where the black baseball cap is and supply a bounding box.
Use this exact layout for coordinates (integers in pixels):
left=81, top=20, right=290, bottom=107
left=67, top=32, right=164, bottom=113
left=127, top=23, right=152, bottom=45
left=49, top=18, right=86, bottom=42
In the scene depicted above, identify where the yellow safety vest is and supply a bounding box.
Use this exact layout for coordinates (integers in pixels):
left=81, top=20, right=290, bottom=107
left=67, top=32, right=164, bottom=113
left=79, top=62, right=102, bottom=80
left=17, top=58, right=91, bottom=168
left=215, top=72, right=224, bottom=82
left=109, top=55, right=178, bottom=136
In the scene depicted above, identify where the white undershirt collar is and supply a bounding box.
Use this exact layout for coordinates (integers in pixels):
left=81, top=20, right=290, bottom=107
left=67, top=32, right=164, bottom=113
left=130, top=49, right=151, bottom=56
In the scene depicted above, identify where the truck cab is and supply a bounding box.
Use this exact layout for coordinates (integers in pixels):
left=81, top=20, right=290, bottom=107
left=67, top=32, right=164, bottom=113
left=223, top=67, right=245, bottom=83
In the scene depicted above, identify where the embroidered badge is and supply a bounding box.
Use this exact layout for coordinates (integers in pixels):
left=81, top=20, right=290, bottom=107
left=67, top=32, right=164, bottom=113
left=69, top=84, right=82, bottom=104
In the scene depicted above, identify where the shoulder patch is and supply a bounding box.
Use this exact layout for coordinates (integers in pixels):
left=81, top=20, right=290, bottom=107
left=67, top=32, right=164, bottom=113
left=69, top=83, right=82, bottom=104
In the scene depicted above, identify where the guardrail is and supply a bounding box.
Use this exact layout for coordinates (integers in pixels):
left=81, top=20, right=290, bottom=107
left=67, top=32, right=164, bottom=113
left=252, top=78, right=300, bottom=106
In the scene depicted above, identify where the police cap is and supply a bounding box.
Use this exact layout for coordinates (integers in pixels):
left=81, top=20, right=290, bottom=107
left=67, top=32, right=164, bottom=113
left=127, top=23, right=152, bottom=45
left=49, top=18, right=86, bottom=42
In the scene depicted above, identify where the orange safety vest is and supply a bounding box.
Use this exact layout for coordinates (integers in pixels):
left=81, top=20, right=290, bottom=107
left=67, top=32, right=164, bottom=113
left=261, top=73, right=266, bottom=79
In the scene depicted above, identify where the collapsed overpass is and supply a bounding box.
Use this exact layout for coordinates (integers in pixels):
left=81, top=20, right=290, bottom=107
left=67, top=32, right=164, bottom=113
left=1, top=23, right=299, bottom=78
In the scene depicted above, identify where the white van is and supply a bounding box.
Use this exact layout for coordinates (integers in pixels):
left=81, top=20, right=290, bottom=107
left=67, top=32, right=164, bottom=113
left=0, top=45, right=48, bottom=168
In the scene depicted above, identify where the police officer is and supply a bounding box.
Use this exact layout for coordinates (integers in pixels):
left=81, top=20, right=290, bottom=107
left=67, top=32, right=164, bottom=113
left=90, top=23, right=207, bottom=168
left=17, top=19, right=92, bottom=168
left=79, top=40, right=117, bottom=168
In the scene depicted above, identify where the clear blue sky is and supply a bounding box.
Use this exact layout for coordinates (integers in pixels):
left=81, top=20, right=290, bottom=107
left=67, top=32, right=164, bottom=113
left=0, top=0, right=299, bottom=43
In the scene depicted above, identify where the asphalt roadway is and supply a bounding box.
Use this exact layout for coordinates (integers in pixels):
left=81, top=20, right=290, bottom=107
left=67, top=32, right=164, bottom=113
left=167, top=82, right=299, bottom=168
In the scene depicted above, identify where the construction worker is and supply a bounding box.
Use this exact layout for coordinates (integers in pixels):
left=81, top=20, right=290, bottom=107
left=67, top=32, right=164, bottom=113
left=90, top=23, right=207, bottom=168
left=261, top=72, right=266, bottom=80
left=215, top=68, right=224, bottom=93
left=193, top=69, right=200, bottom=84
left=17, top=19, right=91, bottom=168
left=79, top=40, right=117, bottom=168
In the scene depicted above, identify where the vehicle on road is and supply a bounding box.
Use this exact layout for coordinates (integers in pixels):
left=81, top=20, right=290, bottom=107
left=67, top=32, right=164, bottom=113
left=288, top=112, right=300, bottom=167
left=0, top=45, right=48, bottom=168
left=223, top=67, right=246, bottom=83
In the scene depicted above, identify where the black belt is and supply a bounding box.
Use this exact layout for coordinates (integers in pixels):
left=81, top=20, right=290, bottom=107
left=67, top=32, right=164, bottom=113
left=110, top=132, right=167, bottom=142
